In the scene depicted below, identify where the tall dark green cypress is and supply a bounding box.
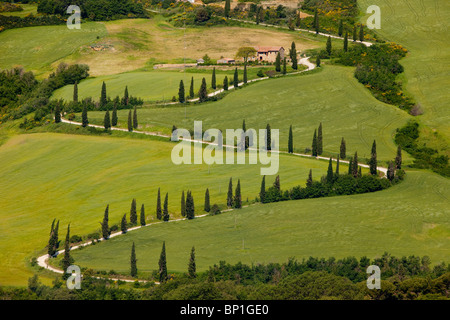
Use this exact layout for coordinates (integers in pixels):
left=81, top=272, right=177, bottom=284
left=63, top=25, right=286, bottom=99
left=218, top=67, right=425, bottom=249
left=314, top=9, right=319, bottom=34
left=326, top=36, right=332, bottom=56
left=359, top=24, right=364, bottom=42
left=338, top=19, right=343, bottom=37
left=288, top=125, right=293, bottom=153
left=130, top=242, right=137, bottom=277
left=159, top=241, right=168, bottom=283
left=181, top=190, right=186, bottom=217
left=290, top=41, right=297, bottom=70
left=326, top=157, right=333, bottom=184
left=273, top=175, right=280, bottom=191
left=54, top=103, right=61, bottom=123
left=348, top=158, right=353, bottom=175
left=353, top=25, right=357, bottom=42
left=336, top=155, right=340, bottom=176
left=242, top=119, right=249, bottom=150
left=260, top=176, right=266, bottom=203
left=133, top=106, right=138, bottom=129
left=130, top=198, right=137, bottom=225
left=316, top=56, right=321, bottom=67
left=101, top=205, right=110, bottom=240
left=123, top=86, right=129, bottom=106
left=387, top=161, right=395, bottom=181
left=189, top=77, right=194, bottom=98
left=227, top=178, right=233, bottom=208
left=48, top=220, right=56, bottom=256
left=204, top=188, right=210, bottom=212
left=188, top=246, right=196, bottom=278
left=62, top=224, right=72, bottom=272
left=233, top=68, right=239, bottom=88
left=163, top=193, right=169, bottom=222
left=140, top=204, right=146, bottom=226
left=352, top=152, right=358, bottom=178
left=312, top=129, right=318, bottom=156
left=156, top=188, right=162, bottom=220
left=266, top=123, right=271, bottom=151
left=243, top=64, right=248, bottom=84
left=212, top=67, right=216, bottom=89
left=307, top=169, right=313, bottom=188
left=395, top=146, right=402, bottom=169
left=178, top=80, right=185, bottom=103
left=282, top=57, right=287, bottom=75
left=81, top=105, right=88, bottom=127
left=343, top=32, right=348, bottom=52
left=340, top=137, right=346, bottom=159
left=234, top=179, right=242, bottom=209
left=224, top=0, right=230, bottom=18
left=100, top=81, right=107, bottom=108
left=111, top=102, right=118, bottom=126
left=73, top=81, right=78, bottom=103
left=369, top=140, right=377, bottom=175
left=275, top=52, right=281, bottom=72
left=317, top=123, right=323, bottom=155
left=103, top=110, right=111, bottom=130
left=198, top=77, right=208, bottom=102
left=223, top=76, right=228, bottom=91
left=186, top=191, right=195, bottom=219
left=121, top=214, right=127, bottom=234
left=127, top=109, right=133, bottom=132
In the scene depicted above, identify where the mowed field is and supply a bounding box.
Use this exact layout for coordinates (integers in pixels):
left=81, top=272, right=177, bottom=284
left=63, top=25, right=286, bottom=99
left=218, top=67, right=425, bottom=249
left=0, top=132, right=336, bottom=286
left=70, top=170, right=450, bottom=276
left=80, top=65, right=412, bottom=162
left=359, top=0, right=450, bottom=151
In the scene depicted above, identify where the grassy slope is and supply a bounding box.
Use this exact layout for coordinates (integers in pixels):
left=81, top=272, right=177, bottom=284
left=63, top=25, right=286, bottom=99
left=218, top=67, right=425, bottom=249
left=0, top=132, right=334, bottom=286
left=359, top=0, right=450, bottom=152
left=0, top=22, right=107, bottom=77
left=71, top=170, right=450, bottom=275
left=81, top=65, right=412, bottom=162
left=0, top=4, right=37, bottom=17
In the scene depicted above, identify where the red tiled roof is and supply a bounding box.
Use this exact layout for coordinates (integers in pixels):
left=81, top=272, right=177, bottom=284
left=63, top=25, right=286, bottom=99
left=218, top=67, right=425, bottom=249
left=254, top=46, right=284, bottom=53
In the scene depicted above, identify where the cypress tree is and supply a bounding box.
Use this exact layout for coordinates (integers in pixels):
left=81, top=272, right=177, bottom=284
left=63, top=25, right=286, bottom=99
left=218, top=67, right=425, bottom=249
left=395, top=146, right=402, bottom=169
left=387, top=161, right=395, bottom=181
left=282, top=57, right=287, bottom=74
left=204, top=188, right=210, bottom=212
left=340, top=137, right=346, bottom=159
left=101, top=205, right=110, bottom=240
left=130, top=198, right=137, bottom=225
left=358, top=166, right=362, bottom=178
left=317, top=122, right=323, bottom=155
left=353, top=25, right=357, bottom=42
left=100, top=81, right=107, bottom=108
left=130, top=242, right=137, bottom=277
left=359, top=24, right=364, bottom=42
left=227, top=178, right=233, bottom=208
left=266, top=123, right=271, bottom=151
left=273, top=175, right=280, bottom=191
left=189, top=77, right=194, bottom=98
left=338, top=19, right=343, bottom=37
left=260, top=176, right=266, bottom=203
left=48, top=220, right=56, bottom=256
left=140, top=204, right=146, bottom=226
left=181, top=190, right=186, bottom=217
left=306, top=169, right=313, bottom=188
left=159, top=242, right=168, bottom=283
left=224, top=0, right=230, bottom=18
left=163, top=193, right=169, bottom=222
left=212, top=67, right=216, bottom=89
left=316, top=56, right=321, bottom=67
left=336, top=155, right=340, bottom=176
left=62, top=224, right=72, bottom=272
left=73, top=81, right=78, bottom=103
left=233, top=68, right=239, bottom=88
left=290, top=41, right=298, bottom=70
left=348, top=158, right=353, bottom=175
left=123, top=86, right=129, bottom=106
left=288, top=125, right=293, bottom=153
left=370, top=140, right=377, bottom=175
left=243, top=64, right=248, bottom=84
left=103, top=110, right=111, bottom=130
left=54, top=103, right=61, bottom=123
left=223, top=76, right=229, bottom=91
left=314, top=9, right=319, bottom=34
left=178, top=80, right=185, bottom=103
left=121, top=214, right=127, bottom=234
left=81, top=105, right=88, bottom=127
left=127, top=110, right=132, bottom=132
left=352, top=152, right=358, bottom=178
left=53, top=220, right=60, bottom=253
left=111, top=102, right=118, bottom=126
left=275, top=52, right=281, bottom=72
left=188, top=246, right=196, bottom=278
left=326, top=158, right=334, bottom=183
left=186, top=191, right=195, bottom=219
left=133, top=106, right=138, bottom=129
left=343, top=32, right=348, bottom=52
left=326, top=36, right=332, bottom=56
left=156, top=188, right=162, bottom=220
left=234, top=179, right=242, bottom=209
left=312, top=129, right=318, bottom=156
left=198, top=77, right=208, bottom=102
left=242, top=120, right=249, bottom=150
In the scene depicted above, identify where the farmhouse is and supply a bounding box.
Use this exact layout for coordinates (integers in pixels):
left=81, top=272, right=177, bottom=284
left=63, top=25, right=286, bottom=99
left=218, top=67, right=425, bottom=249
left=253, top=46, right=285, bottom=63
left=217, top=58, right=235, bottom=64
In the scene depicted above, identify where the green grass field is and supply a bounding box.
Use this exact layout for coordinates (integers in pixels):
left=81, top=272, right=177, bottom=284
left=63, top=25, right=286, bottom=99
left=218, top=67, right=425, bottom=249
left=359, top=0, right=450, bottom=151
left=0, top=132, right=337, bottom=285
left=0, top=4, right=37, bottom=17
left=79, top=65, right=412, bottom=162
left=69, top=170, right=450, bottom=276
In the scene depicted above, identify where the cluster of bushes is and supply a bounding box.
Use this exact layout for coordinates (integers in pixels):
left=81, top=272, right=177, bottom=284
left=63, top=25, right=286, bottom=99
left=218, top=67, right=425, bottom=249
left=0, top=14, right=66, bottom=33
left=395, top=120, right=449, bottom=176
left=37, top=0, right=147, bottom=21
left=64, top=94, right=143, bottom=114
left=0, top=2, right=23, bottom=13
